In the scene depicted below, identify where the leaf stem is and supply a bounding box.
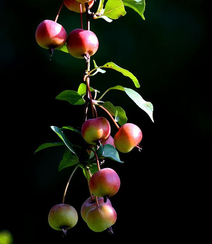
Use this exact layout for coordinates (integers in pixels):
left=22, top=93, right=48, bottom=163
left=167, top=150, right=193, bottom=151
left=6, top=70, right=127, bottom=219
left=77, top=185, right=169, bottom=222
left=55, top=0, right=64, bottom=22
left=62, top=164, right=79, bottom=204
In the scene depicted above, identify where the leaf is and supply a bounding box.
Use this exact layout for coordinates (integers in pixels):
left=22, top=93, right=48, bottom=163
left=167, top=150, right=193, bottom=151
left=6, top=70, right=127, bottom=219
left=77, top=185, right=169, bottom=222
left=62, top=126, right=81, bottom=135
left=56, top=90, right=85, bottom=105
left=103, top=0, right=127, bottom=20
left=34, top=142, right=64, bottom=154
left=102, top=101, right=128, bottom=126
left=50, top=126, right=78, bottom=156
left=101, top=144, right=124, bottom=163
left=100, top=62, right=140, bottom=88
left=58, top=149, right=79, bottom=171
left=123, top=0, right=146, bottom=20
left=77, top=83, right=100, bottom=96
left=56, top=43, right=69, bottom=53
left=100, top=86, right=154, bottom=122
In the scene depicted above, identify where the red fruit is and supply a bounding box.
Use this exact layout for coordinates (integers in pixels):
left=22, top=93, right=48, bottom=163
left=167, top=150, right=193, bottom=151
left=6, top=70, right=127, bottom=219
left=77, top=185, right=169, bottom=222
left=67, top=29, right=99, bottom=59
left=76, top=0, right=92, bottom=3
left=64, top=0, right=94, bottom=13
left=114, top=123, right=143, bottom=153
left=89, top=168, right=121, bottom=197
left=35, top=20, right=67, bottom=49
left=81, top=117, right=110, bottom=145
left=81, top=196, right=112, bottom=222
left=86, top=203, right=117, bottom=232
left=102, top=135, right=115, bottom=147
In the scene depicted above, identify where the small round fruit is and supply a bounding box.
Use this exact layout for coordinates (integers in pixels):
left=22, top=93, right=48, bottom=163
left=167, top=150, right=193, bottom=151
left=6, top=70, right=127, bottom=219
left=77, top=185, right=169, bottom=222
left=102, top=135, right=115, bottom=147
left=86, top=203, right=117, bottom=232
left=35, top=20, right=67, bottom=49
left=114, top=123, right=143, bottom=153
left=67, top=29, right=99, bottom=59
left=89, top=168, right=121, bottom=197
left=64, top=0, right=94, bottom=13
left=48, top=204, right=78, bottom=231
left=81, top=117, right=110, bottom=145
left=81, top=196, right=112, bottom=222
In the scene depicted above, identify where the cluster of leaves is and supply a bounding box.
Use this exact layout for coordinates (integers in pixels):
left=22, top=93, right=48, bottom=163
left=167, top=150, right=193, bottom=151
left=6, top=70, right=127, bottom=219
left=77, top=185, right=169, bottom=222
left=35, top=60, right=153, bottom=174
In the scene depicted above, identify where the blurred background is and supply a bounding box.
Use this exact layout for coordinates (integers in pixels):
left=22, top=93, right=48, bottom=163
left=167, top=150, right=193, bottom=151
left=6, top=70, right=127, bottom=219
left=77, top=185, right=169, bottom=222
left=0, top=0, right=211, bottom=243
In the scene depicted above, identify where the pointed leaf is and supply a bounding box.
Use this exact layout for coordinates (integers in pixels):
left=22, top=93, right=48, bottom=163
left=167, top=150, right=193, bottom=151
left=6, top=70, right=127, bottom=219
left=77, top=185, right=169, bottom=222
left=62, top=126, right=81, bottom=135
left=58, top=149, right=79, bottom=171
left=50, top=126, right=78, bottom=156
left=101, top=144, right=124, bottom=163
left=123, top=0, right=146, bottom=20
left=34, top=142, right=64, bottom=154
left=100, top=62, right=140, bottom=88
left=56, top=43, right=69, bottom=53
left=56, top=90, right=85, bottom=105
left=104, top=0, right=127, bottom=20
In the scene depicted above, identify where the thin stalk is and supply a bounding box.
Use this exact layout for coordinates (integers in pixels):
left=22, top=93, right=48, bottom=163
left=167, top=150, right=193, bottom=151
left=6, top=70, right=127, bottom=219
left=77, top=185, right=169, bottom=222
left=62, top=165, right=79, bottom=204
left=85, top=167, right=94, bottom=201
left=55, top=0, right=64, bottom=22
left=79, top=3, right=84, bottom=29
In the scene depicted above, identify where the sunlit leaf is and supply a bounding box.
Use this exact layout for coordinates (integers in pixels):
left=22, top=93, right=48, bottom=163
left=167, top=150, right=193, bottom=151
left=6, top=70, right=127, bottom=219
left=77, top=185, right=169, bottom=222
left=56, top=90, right=85, bottom=105
left=104, top=0, right=127, bottom=20
left=123, top=0, right=146, bottom=20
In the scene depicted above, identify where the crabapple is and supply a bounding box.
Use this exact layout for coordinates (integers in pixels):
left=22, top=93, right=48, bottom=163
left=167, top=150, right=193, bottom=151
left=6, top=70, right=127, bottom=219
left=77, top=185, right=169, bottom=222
left=86, top=203, right=117, bottom=232
left=81, top=196, right=111, bottom=222
left=89, top=168, right=121, bottom=197
left=81, top=117, right=110, bottom=145
left=64, top=0, right=94, bottom=13
left=35, top=20, right=67, bottom=50
left=67, top=29, right=99, bottom=59
left=48, top=204, right=78, bottom=232
left=114, top=123, right=143, bottom=153
left=102, top=135, right=115, bottom=147
left=76, top=0, right=92, bottom=3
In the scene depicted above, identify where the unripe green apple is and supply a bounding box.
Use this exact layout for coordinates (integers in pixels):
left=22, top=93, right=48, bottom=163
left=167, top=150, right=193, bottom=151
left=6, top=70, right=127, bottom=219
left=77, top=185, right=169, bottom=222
left=81, top=117, right=110, bottom=145
left=81, top=196, right=111, bottom=222
left=64, top=0, right=94, bottom=13
left=114, top=123, right=143, bottom=153
left=86, top=203, right=117, bottom=232
left=35, top=20, right=67, bottom=49
left=89, top=168, right=121, bottom=197
left=67, top=29, right=99, bottom=59
left=48, top=204, right=78, bottom=231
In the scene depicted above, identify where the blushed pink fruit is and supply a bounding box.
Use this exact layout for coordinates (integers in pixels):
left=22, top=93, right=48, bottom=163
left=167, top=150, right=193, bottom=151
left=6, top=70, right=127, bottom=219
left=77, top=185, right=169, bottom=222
left=114, top=123, right=143, bottom=153
left=67, top=29, right=99, bottom=59
left=64, top=0, right=94, bottom=13
left=89, top=168, right=121, bottom=197
left=35, top=20, right=67, bottom=49
left=81, top=117, right=110, bottom=145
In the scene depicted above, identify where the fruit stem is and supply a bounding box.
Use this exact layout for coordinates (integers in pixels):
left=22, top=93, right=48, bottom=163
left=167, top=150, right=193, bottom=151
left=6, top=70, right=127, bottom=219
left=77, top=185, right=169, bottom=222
left=55, top=0, right=64, bottom=22
left=97, top=104, right=120, bottom=130
left=79, top=3, right=83, bottom=29
left=62, top=164, right=79, bottom=204
left=85, top=167, right=94, bottom=201
left=85, top=3, right=91, bottom=31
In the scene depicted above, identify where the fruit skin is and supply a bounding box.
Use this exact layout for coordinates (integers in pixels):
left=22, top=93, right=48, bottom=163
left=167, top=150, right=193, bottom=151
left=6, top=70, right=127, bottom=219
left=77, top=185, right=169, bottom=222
left=114, top=123, right=143, bottom=153
left=86, top=203, right=117, bottom=232
left=64, top=0, right=94, bottom=13
left=89, top=168, right=121, bottom=197
left=81, top=117, right=110, bottom=145
left=76, top=0, right=92, bottom=3
left=35, top=20, right=67, bottom=49
left=81, top=196, right=112, bottom=222
left=48, top=204, right=78, bottom=231
left=102, top=135, right=115, bottom=147
left=67, top=29, right=99, bottom=59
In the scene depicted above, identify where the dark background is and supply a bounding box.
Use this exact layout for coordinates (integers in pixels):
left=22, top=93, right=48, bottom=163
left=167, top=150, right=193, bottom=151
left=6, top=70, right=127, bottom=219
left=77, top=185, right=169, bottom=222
left=0, top=0, right=211, bottom=243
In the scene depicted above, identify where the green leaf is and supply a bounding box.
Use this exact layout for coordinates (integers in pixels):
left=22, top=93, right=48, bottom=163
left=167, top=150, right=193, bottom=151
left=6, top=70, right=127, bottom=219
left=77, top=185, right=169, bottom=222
left=58, top=149, right=79, bottom=171
left=123, top=0, right=146, bottom=20
left=50, top=126, right=78, bottom=156
left=56, top=42, right=69, bottom=53
left=100, top=62, right=140, bottom=88
left=77, top=83, right=100, bottom=96
left=100, top=86, right=154, bottom=122
left=101, top=144, right=124, bottom=163
left=34, top=142, right=64, bottom=154
left=56, top=90, right=85, bottom=105
left=62, top=126, right=81, bottom=135
left=101, top=101, right=128, bottom=126
left=104, top=0, right=127, bottom=20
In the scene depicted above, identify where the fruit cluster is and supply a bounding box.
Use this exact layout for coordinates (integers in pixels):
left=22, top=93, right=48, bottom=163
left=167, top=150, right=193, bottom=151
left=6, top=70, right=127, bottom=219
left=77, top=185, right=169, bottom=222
left=35, top=0, right=98, bottom=59
left=35, top=0, right=151, bottom=237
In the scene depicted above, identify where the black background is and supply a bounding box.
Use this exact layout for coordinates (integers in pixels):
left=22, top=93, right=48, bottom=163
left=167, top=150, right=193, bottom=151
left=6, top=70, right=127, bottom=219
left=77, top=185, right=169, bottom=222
left=0, top=0, right=211, bottom=243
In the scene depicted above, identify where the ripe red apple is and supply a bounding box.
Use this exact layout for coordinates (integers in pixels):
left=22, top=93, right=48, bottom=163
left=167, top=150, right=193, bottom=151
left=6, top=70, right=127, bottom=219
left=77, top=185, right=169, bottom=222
left=89, top=168, right=121, bottom=197
left=81, top=196, right=112, bottom=222
left=102, top=135, right=115, bottom=147
left=81, top=117, right=110, bottom=145
left=64, top=0, right=94, bottom=13
left=114, top=123, right=143, bottom=153
left=76, top=0, right=92, bottom=3
left=35, top=20, right=67, bottom=49
left=67, top=29, right=99, bottom=59
left=86, top=203, right=117, bottom=232
left=48, top=204, right=78, bottom=232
